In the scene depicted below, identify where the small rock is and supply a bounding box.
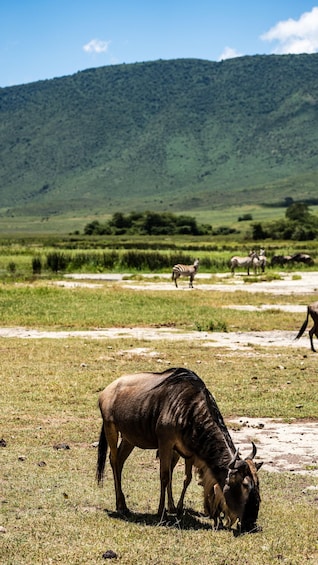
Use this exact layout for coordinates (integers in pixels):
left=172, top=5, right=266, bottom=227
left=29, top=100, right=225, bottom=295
left=37, top=461, right=47, bottom=467
left=53, top=443, right=70, bottom=450
left=0, top=438, right=7, bottom=447
left=18, top=455, right=26, bottom=461
left=0, top=526, right=7, bottom=534
left=91, top=441, right=99, bottom=448
left=102, top=549, right=118, bottom=559
left=296, top=404, right=303, bottom=409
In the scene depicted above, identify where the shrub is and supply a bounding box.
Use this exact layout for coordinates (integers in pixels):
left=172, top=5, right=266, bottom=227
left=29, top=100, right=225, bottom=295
left=32, top=257, right=42, bottom=275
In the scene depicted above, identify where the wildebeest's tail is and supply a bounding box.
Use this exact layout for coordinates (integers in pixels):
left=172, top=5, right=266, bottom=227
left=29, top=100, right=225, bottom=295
left=295, top=307, right=310, bottom=341
left=96, top=424, right=108, bottom=484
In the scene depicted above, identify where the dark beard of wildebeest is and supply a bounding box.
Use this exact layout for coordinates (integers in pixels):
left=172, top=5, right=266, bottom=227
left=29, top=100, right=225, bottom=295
left=295, top=301, right=318, bottom=352
left=96, top=368, right=263, bottom=534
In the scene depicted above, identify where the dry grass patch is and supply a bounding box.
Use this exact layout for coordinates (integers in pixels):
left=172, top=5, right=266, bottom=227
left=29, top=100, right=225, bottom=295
left=1, top=339, right=317, bottom=564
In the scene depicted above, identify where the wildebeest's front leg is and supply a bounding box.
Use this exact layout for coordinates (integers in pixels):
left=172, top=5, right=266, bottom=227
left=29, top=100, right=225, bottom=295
left=176, top=456, right=193, bottom=513
left=158, top=442, right=175, bottom=516
left=106, top=423, right=133, bottom=514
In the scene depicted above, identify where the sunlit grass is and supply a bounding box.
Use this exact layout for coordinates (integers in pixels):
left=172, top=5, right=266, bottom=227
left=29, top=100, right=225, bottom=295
left=0, top=281, right=314, bottom=333
left=1, top=339, right=317, bottom=564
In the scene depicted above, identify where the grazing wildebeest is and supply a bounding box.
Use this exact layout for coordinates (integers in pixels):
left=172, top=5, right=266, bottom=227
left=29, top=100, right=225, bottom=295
left=96, top=368, right=262, bottom=533
left=230, top=251, right=258, bottom=276
left=295, top=301, right=318, bottom=352
left=172, top=258, right=200, bottom=288
left=290, top=253, right=314, bottom=266
left=270, top=255, right=292, bottom=267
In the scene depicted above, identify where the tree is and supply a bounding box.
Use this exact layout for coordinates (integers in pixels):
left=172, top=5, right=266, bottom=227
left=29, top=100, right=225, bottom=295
left=285, top=202, right=310, bottom=222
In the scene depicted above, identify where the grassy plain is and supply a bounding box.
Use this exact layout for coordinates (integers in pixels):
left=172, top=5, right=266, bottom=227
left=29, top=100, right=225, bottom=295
left=0, top=238, right=318, bottom=564
left=0, top=204, right=317, bottom=237
left=1, top=338, right=318, bottom=564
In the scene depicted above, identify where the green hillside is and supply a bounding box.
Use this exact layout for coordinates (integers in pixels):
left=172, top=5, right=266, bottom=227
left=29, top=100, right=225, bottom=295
left=1, top=54, right=318, bottom=222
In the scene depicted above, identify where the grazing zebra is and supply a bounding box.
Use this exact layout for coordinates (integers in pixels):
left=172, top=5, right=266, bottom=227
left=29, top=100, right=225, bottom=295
left=172, top=258, right=199, bottom=288
left=230, top=251, right=258, bottom=276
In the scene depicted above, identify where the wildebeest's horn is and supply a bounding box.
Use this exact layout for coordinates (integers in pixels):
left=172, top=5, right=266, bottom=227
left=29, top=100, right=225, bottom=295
left=246, top=441, right=257, bottom=460
left=229, top=449, right=240, bottom=469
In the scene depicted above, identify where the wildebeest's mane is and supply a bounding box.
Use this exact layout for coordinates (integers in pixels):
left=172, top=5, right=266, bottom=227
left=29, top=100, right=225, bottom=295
left=205, top=389, right=236, bottom=454
left=151, top=368, right=233, bottom=473
left=151, top=367, right=206, bottom=391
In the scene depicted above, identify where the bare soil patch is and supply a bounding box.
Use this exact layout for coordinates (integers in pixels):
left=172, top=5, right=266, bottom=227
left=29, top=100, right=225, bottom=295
left=228, top=417, right=318, bottom=477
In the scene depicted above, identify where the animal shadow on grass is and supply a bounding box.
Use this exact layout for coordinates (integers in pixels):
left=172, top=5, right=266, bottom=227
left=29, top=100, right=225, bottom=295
left=104, top=508, right=211, bottom=530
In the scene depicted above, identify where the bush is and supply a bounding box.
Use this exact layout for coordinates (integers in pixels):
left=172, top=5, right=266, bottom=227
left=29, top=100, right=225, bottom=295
left=32, top=257, right=42, bottom=275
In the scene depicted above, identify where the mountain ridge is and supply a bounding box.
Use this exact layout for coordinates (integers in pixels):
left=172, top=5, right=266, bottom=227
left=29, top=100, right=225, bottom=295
left=1, top=54, right=318, bottom=219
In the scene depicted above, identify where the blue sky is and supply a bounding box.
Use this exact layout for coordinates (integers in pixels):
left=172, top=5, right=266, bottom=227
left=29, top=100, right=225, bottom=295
left=1, top=1, right=318, bottom=87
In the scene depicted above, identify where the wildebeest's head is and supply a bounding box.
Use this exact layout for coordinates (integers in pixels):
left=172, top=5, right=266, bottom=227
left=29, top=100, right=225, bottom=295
left=223, top=443, right=263, bottom=534
left=199, top=443, right=263, bottom=535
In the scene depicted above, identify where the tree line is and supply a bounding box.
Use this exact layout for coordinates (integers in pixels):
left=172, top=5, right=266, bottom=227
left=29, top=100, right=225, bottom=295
left=84, top=211, right=215, bottom=236
left=252, top=202, right=318, bottom=241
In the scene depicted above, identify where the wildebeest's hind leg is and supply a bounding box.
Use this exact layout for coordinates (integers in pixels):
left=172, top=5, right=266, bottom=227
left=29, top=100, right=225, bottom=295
left=106, top=423, right=134, bottom=515
left=309, top=325, right=317, bottom=352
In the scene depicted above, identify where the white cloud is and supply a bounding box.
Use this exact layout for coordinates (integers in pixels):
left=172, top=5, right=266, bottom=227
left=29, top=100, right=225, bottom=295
left=83, top=39, right=110, bottom=54
left=218, top=46, right=242, bottom=61
left=261, top=6, right=318, bottom=54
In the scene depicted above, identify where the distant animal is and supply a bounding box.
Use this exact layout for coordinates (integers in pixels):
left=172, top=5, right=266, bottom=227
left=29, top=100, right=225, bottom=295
left=290, top=253, right=314, bottom=266
left=251, top=249, right=266, bottom=275
left=258, top=248, right=267, bottom=273
left=270, top=255, right=292, bottom=267
left=172, top=258, right=199, bottom=288
left=230, top=251, right=258, bottom=276
left=96, top=367, right=262, bottom=534
left=295, top=301, right=318, bottom=352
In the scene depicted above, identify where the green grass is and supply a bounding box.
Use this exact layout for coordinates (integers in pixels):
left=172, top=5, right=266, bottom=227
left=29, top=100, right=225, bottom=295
left=0, top=281, right=315, bottom=333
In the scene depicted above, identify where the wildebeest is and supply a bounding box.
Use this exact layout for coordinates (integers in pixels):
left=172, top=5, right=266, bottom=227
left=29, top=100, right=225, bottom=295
left=96, top=367, right=262, bottom=533
left=271, top=252, right=314, bottom=267
left=230, top=251, right=258, bottom=276
left=172, top=258, right=200, bottom=288
left=295, top=301, right=318, bottom=352
left=290, top=253, right=314, bottom=266
left=270, top=255, right=292, bottom=267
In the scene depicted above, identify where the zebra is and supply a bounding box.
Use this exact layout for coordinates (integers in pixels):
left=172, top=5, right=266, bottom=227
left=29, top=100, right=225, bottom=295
left=258, top=248, right=267, bottom=273
left=253, top=248, right=267, bottom=274
left=172, top=258, right=200, bottom=288
left=230, top=251, right=258, bottom=276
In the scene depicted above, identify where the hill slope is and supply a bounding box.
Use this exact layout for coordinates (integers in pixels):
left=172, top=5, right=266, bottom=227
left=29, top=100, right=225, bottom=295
left=1, top=54, right=318, bottom=218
